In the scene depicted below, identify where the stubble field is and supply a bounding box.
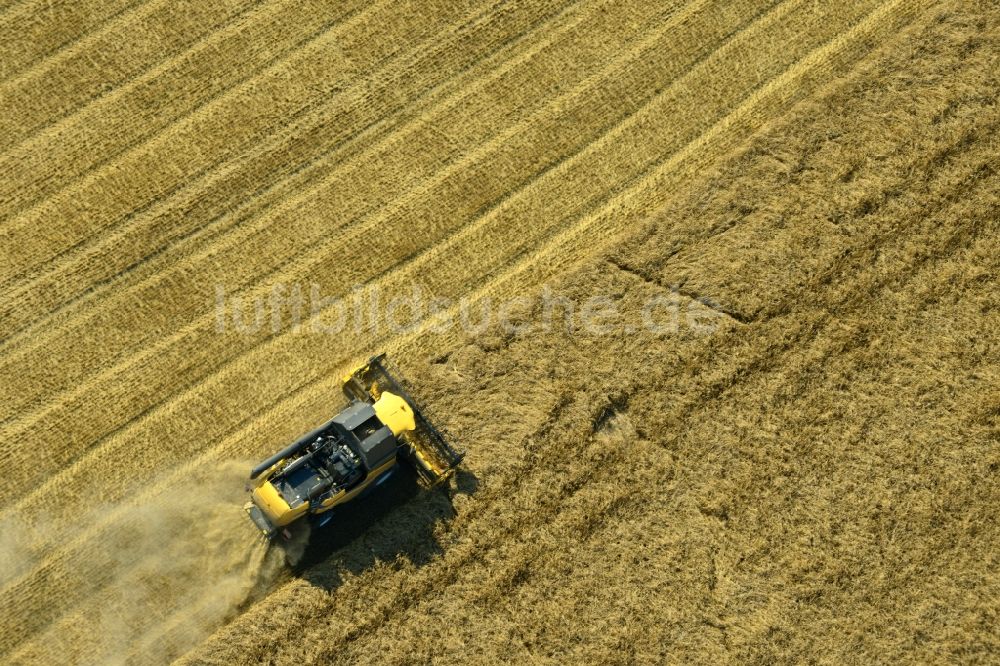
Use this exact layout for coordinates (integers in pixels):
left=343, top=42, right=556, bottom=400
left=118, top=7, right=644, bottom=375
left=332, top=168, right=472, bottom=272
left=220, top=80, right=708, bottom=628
left=1, top=0, right=997, bottom=663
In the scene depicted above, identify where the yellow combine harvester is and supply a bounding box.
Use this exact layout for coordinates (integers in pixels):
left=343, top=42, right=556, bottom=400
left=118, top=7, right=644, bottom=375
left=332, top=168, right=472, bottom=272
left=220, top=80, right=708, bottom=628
left=245, top=354, right=463, bottom=541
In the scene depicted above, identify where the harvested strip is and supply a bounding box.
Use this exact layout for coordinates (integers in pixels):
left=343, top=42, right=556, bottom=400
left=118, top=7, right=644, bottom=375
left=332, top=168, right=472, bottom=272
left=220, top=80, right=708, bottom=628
left=0, top=0, right=777, bottom=503
left=0, top=0, right=487, bottom=274
left=0, top=0, right=726, bottom=450
left=0, top=0, right=584, bottom=426
left=0, top=0, right=143, bottom=81
left=0, top=0, right=626, bottom=342
left=0, top=0, right=261, bottom=154
left=0, top=0, right=591, bottom=341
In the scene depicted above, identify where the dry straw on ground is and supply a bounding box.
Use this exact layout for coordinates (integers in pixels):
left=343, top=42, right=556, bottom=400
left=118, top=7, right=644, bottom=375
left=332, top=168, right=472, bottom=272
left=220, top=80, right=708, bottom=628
left=1, top=0, right=996, bottom=663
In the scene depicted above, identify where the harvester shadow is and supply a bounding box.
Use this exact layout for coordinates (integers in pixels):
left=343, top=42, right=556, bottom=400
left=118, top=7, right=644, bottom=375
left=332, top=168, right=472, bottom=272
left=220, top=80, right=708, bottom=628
left=294, top=466, right=478, bottom=591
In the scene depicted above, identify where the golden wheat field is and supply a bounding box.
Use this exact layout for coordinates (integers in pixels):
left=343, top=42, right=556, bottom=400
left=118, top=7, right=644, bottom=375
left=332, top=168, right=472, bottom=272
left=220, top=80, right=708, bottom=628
left=1, top=0, right=997, bottom=663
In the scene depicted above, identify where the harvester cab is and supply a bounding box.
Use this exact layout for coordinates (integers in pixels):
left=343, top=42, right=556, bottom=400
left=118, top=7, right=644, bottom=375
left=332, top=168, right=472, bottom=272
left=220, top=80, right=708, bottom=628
left=244, top=354, right=464, bottom=541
